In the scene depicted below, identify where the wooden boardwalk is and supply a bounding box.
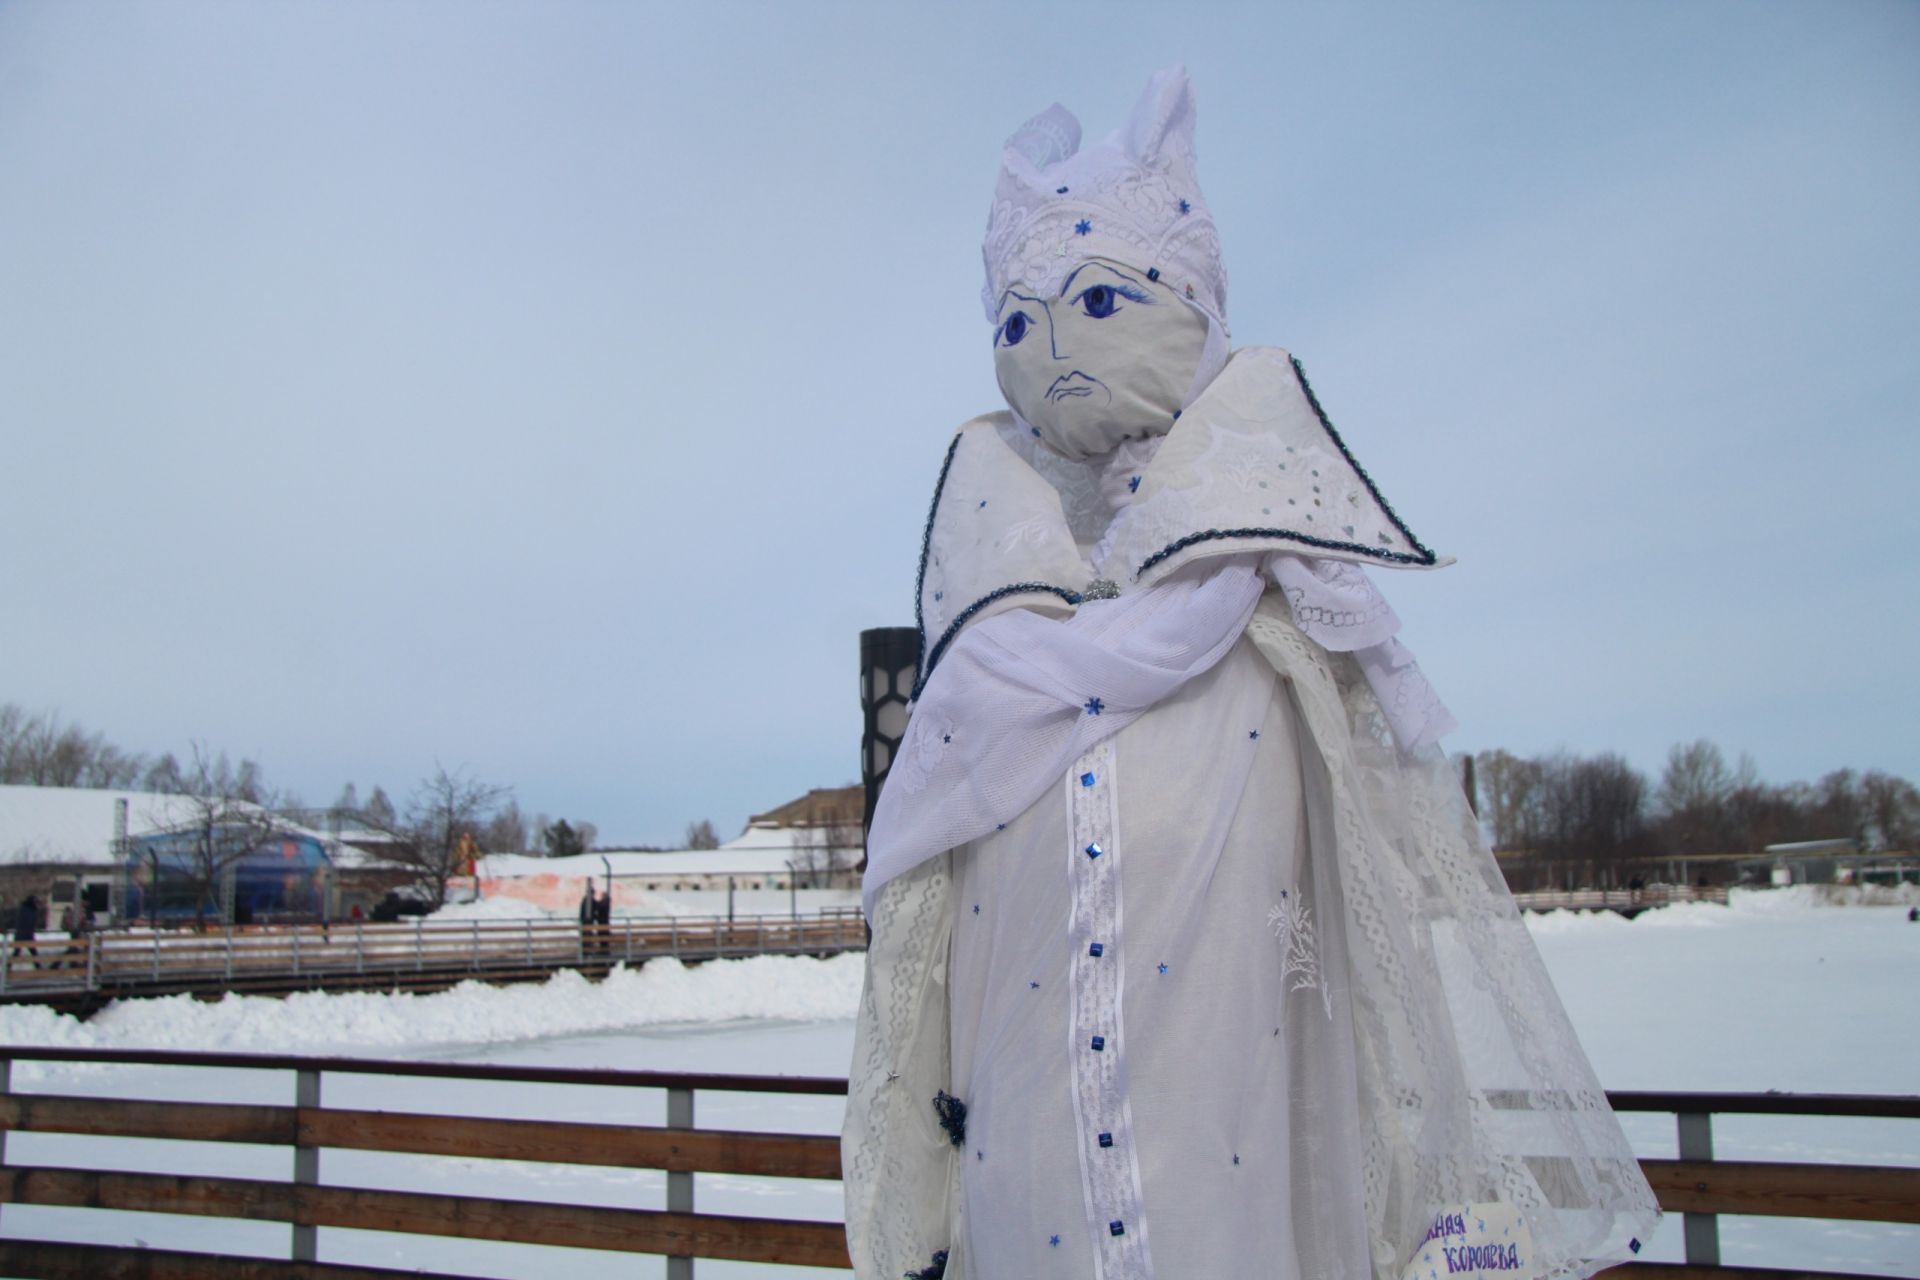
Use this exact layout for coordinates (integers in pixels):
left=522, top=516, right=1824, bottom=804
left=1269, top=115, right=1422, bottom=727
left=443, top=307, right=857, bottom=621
left=0, top=912, right=868, bottom=1012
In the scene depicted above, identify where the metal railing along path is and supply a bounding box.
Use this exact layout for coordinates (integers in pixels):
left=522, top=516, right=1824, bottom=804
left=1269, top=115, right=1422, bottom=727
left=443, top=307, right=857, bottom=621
left=0, top=912, right=869, bottom=1006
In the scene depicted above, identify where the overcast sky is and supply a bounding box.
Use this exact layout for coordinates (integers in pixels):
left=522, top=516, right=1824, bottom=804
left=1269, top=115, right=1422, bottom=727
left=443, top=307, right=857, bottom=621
left=2, top=2, right=1915, bottom=845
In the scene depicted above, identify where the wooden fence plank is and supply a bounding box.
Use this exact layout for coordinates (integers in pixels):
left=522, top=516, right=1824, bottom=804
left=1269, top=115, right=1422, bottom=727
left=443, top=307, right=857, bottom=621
left=299, top=1108, right=843, bottom=1178
left=0, top=1240, right=477, bottom=1280
left=1641, top=1159, right=1920, bottom=1223
left=0, top=1095, right=293, bottom=1146
left=0, top=1167, right=853, bottom=1267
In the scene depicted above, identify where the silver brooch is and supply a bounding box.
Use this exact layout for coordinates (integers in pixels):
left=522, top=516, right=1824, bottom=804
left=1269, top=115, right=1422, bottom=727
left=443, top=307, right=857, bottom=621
left=1081, top=578, right=1121, bottom=601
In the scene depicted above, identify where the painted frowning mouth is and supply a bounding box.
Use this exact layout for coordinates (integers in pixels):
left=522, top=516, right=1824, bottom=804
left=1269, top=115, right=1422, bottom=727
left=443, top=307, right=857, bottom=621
left=1046, top=371, right=1111, bottom=404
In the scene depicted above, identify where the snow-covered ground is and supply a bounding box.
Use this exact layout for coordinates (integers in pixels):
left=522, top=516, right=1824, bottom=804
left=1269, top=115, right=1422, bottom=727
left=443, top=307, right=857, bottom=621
left=0, top=890, right=1914, bottom=1276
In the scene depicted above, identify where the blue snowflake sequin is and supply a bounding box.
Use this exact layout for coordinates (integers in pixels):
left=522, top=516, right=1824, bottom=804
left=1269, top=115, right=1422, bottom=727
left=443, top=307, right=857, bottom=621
left=1158, top=962, right=1169, bottom=974
left=1178, top=198, right=1191, bottom=214
left=1049, top=1235, right=1061, bottom=1247
left=1249, top=730, right=1260, bottom=740
left=1128, top=475, right=1141, bottom=493
left=1029, top=980, right=1040, bottom=989
left=1233, top=1153, right=1240, bottom=1165
left=972, top=904, right=979, bottom=914
left=1074, top=219, right=1092, bottom=236
left=1084, top=697, right=1104, bottom=716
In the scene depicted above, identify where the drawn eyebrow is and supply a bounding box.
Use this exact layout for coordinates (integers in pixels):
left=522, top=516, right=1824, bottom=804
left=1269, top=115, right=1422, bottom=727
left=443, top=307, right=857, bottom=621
left=996, top=288, right=1047, bottom=318
left=1060, top=260, right=1149, bottom=298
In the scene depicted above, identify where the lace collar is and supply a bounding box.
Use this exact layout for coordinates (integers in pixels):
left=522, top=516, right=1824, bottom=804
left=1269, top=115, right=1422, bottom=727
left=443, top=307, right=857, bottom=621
left=914, top=347, right=1444, bottom=694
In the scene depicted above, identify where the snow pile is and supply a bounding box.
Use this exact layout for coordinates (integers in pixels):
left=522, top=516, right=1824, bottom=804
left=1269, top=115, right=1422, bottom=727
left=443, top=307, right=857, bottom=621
left=1729, top=882, right=1920, bottom=911
left=0, top=953, right=866, bottom=1056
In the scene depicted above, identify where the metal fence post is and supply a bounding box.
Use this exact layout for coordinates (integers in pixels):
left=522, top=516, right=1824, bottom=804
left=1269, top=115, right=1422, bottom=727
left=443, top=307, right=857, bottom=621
left=471, top=920, right=480, bottom=971
left=292, top=926, right=301, bottom=976
left=414, top=918, right=423, bottom=972
left=1677, top=1109, right=1720, bottom=1266
left=355, top=923, right=364, bottom=976
left=671, top=918, right=679, bottom=959
left=224, top=926, right=234, bottom=984
left=150, top=931, right=160, bottom=981
left=292, top=1067, right=321, bottom=1262
left=85, top=933, right=98, bottom=992
left=667, top=1085, right=694, bottom=1280
left=524, top=919, right=533, bottom=966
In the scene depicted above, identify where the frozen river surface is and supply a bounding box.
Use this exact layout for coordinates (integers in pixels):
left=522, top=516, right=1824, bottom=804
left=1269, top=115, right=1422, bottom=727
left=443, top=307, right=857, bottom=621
left=1, top=891, right=1915, bottom=1277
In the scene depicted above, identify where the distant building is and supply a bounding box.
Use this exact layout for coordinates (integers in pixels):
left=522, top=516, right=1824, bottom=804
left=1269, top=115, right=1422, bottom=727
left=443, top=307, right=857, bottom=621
left=0, top=784, right=349, bottom=925
left=475, top=786, right=866, bottom=912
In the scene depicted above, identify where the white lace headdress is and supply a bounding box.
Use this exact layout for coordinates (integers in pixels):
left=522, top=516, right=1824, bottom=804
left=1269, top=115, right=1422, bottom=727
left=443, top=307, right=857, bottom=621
left=982, top=66, right=1229, bottom=336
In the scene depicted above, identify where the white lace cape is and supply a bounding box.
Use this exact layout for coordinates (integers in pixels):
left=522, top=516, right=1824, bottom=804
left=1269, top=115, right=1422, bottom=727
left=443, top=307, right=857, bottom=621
left=913, top=345, right=1444, bottom=698
left=843, top=599, right=1660, bottom=1279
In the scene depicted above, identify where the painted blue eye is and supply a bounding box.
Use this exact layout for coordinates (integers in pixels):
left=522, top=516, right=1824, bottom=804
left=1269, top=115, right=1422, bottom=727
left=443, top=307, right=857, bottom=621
left=999, top=311, right=1030, bottom=347
left=1070, top=279, right=1148, bottom=319
left=1082, top=285, right=1116, bottom=318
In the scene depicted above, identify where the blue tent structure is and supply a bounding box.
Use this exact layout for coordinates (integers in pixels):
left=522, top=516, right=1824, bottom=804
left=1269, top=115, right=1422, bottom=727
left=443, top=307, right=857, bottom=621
left=122, top=827, right=333, bottom=924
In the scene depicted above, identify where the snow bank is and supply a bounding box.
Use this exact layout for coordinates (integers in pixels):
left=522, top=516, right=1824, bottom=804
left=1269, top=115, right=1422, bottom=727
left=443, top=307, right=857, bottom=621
left=1524, top=884, right=1920, bottom=936
left=0, top=953, right=866, bottom=1056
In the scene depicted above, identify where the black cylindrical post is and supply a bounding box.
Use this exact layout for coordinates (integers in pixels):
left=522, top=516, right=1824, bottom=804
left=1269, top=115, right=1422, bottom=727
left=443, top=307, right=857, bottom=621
left=859, top=627, right=920, bottom=866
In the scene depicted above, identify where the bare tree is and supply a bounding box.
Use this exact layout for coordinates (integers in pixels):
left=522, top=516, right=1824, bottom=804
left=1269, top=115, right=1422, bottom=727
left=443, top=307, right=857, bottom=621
left=1655, top=739, right=1734, bottom=855
left=1859, top=771, right=1920, bottom=852
left=0, top=703, right=144, bottom=788
left=788, top=820, right=862, bottom=889
left=685, top=819, right=720, bottom=850
left=149, top=743, right=287, bottom=927
left=1475, top=749, right=1543, bottom=852
left=365, top=785, right=398, bottom=830
left=482, top=801, right=529, bottom=855
left=398, top=766, right=511, bottom=904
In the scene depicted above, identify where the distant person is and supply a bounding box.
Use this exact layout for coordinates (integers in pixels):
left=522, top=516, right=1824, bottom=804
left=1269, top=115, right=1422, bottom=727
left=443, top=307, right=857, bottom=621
left=59, top=901, right=85, bottom=970
left=593, top=889, right=612, bottom=956
left=12, top=895, right=41, bottom=969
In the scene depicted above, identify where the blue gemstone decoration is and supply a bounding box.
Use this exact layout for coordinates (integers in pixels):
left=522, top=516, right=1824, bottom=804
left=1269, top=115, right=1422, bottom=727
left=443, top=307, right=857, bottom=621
left=1080, top=772, right=1096, bottom=787
left=1029, top=980, right=1039, bottom=988
left=1084, top=842, right=1103, bottom=859
left=1098, top=1131, right=1112, bottom=1147
left=1055, top=186, right=1068, bottom=194
left=1030, top=425, right=1041, bottom=437
left=1172, top=409, right=1181, bottom=421
left=996, top=823, right=1006, bottom=830
left=1084, top=697, right=1104, bottom=716
left=1178, top=199, right=1191, bottom=214
left=933, top=591, right=942, bottom=602
left=978, top=499, right=987, bottom=508
left=977, top=1149, right=984, bottom=1160
left=1109, top=1220, right=1125, bottom=1236
left=1049, top=1235, right=1061, bottom=1247
left=1629, top=1239, right=1642, bottom=1255
left=942, top=734, right=951, bottom=744
left=1074, top=218, right=1092, bottom=235
left=972, top=903, right=979, bottom=914
left=1088, top=942, right=1103, bottom=957
left=1233, top=1153, right=1240, bottom=1165
left=1128, top=475, right=1141, bottom=493
left=1090, top=1035, right=1105, bottom=1051
left=1158, top=962, right=1169, bottom=974
left=1146, top=267, right=1159, bottom=281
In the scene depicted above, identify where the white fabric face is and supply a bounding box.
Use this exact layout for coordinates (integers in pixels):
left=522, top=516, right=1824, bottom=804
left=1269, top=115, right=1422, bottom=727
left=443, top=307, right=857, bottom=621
left=993, top=258, right=1207, bottom=460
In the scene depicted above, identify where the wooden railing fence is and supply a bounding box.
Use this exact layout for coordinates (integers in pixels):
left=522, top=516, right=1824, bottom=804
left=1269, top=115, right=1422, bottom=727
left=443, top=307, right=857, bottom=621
left=0, top=1049, right=1911, bottom=1278
left=0, top=912, right=868, bottom=1005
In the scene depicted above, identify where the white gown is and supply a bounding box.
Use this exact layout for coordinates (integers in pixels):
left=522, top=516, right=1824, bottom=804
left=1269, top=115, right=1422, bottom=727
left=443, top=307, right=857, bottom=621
left=845, top=350, right=1661, bottom=1280
left=949, top=630, right=1359, bottom=1276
